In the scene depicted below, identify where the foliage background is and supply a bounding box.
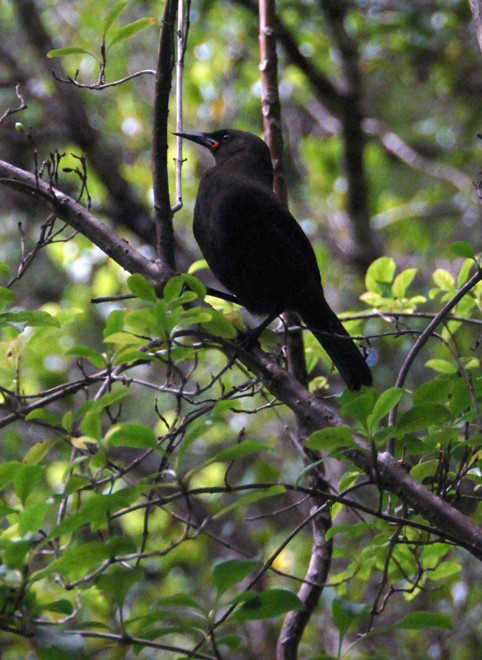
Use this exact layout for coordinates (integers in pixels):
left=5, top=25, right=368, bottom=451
left=0, top=0, right=481, bottom=658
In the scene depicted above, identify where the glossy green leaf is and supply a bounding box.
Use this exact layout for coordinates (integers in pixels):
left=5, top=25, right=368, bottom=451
left=391, top=611, right=452, bottom=630
left=40, top=600, right=74, bottom=615
left=425, top=358, right=458, bottom=375
left=449, top=241, right=475, bottom=260
left=127, top=274, right=157, bottom=302
left=368, top=388, right=404, bottom=430
left=0, top=286, right=15, bottom=307
left=365, top=257, right=396, bottom=293
left=47, top=46, right=94, bottom=58
left=103, top=0, right=130, bottom=37
left=14, top=464, right=44, bottom=505
left=0, top=462, right=22, bottom=490
left=432, top=268, right=455, bottom=291
left=97, top=566, right=143, bottom=607
left=213, top=559, right=260, bottom=595
left=108, top=17, right=157, bottom=48
left=65, top=345, right=106, bottom=369
left=23, top=440, right=56, bottom=465
left=0, top=310, right=59, bottom=328
left=410, top=460, right=439, bottom=482
left=397, top=404, right=451, bottom=434
left=231, top=589, right=303, bottom=621
left=106, top=423, right=157, bottom=449
left=392, top=268, right=416, bottom=299
left=305, top=426, right=355, bottom=452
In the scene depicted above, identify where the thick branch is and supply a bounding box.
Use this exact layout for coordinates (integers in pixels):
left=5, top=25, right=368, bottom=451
left=152, top=0, right=178, bottom=268
left=469, top=0, right=482, bottom=54
left=258, top=0, right=308, bottom=387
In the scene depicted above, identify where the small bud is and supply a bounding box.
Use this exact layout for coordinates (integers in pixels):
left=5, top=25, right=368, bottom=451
left=15, top=122, right=25, bottom=133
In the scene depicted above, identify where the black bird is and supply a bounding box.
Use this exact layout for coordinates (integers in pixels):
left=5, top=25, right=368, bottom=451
left=175, top=128, right=372, bottom=391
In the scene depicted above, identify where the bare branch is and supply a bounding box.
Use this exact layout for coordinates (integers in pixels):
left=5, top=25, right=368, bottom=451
left=469, top=0, right=482, bottom=54
left=0, top=82, right=27, bottom=125
left=152, top=0, right=178, bottom=268
left=51, top=69, right=156, bottom=90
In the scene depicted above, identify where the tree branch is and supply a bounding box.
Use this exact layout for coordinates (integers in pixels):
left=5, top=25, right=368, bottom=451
left=0, top=160, right=172, bottom=289
left=152, top=0, right=178, bottom=268
left=469, top=0, right=482, bottom=54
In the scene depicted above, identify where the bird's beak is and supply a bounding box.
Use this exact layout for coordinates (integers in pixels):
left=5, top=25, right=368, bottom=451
left=173, top=131, right=219, bottom=150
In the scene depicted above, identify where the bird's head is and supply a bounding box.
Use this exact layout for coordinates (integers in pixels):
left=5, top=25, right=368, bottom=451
left=174, top=129, right=273, bottom=185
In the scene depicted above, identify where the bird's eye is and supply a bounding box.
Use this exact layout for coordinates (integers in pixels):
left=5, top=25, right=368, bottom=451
left=222, top=134, right=230, bottom=142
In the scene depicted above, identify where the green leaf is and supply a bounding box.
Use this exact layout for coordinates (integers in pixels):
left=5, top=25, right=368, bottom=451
left=40, top=600, right=74, bottom=616
left=0, top=286, right=15, bottom=307
left=0, top=462, right=22, bottom=490
left=425, top=358, right=458, bottom=375
left=103, top=0, right=130, bottom=37
left=392, top=268, right=416, bottom=299
left=428, top=561, right=461, bottom=580
left=305, top=427, right=355, bottom=452
left=163, top=274, right=206, bottom=304
left=212, top=559, right=260, bottom=595
left=127, top=274, right=157, bottom=302
left=450, top=241, right=475, bottom=260
left=80, top=409, right=101, bottom=440
left=65, top=345, right=106, bottom=369
left=391, top=611, right=452, bottom=631
left=14, top=464, right=44, bottom=506
left=365, top=257, right=396, bottom=293
left=46, top=489, right=139, bottom=540
left=106, top=423, right=158, bottom=449
left=0, top=310, right=60, bottom=328
left=188, top=259, right=208, bottom=274
left=108, top=17, right=157, bottom=48
left=97, top=566, right=143, bottom=607
left=457, top=258, right=474, bottom=288
left=47, top=46, right=95, bottom=59
left=413, top=376, right=453, bottom=406
left=432, top=268, right=455, bottom=291
left=368, top=388, right=404, bottom=431
left=201, top=309, right=237, bottom=339
left=231, top=589, right=303, bottom=622
left=397, top=404, right=451, bottom=434
left=4, top=539, right=31, bottom=568
left=156, top=593, right=205, bottom=610
left=339, top=389, right=378, bottom=428
left=23, top=440, right=56, bottom=465
left=25, top=409, right=61, bottom=426
left=326, top=522, right=372, bottom=541
left=410, top=460, right=439, bottom=482
left=18, top=501, right=50, bottom=535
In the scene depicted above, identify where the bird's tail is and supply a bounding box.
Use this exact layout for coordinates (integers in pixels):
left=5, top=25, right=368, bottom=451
left=299, top=299, right=372, bottom=392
